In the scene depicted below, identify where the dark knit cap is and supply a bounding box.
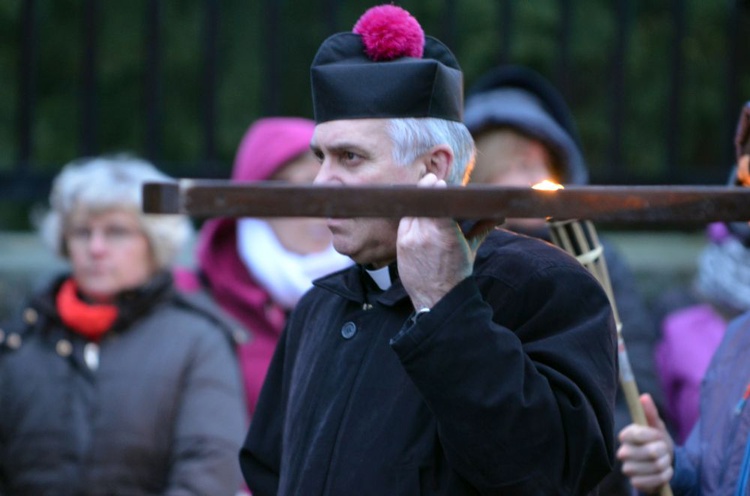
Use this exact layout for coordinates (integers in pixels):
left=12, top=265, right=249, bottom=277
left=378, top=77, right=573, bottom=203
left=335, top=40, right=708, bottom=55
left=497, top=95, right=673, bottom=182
left=726, top=100, right=750, bottom=245
left=464, top=65, right=588, bottom=185
left=310, top=5, right=463, bottom=124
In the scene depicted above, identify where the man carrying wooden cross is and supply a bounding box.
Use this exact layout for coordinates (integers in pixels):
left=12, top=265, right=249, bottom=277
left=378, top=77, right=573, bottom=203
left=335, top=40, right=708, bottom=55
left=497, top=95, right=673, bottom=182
left=239, top=5, right=618, bottom=495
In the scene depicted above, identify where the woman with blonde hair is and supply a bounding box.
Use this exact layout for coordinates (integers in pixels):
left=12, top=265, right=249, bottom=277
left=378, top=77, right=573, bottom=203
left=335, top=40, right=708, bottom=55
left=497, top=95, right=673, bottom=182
left=0, top=155, right=246, bottom=495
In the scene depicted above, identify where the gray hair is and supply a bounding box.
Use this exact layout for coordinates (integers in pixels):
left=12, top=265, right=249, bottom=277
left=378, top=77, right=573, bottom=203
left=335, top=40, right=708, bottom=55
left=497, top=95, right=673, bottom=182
left=386, top=118, right=476, bottom=185
left=39, top=154, right=193, bottom=270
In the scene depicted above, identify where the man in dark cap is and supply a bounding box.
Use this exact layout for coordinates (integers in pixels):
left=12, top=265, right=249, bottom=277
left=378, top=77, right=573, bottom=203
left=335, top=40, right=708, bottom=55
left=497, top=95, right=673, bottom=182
left=465, top=64, right=589, bottom=191
left=239, top=5, right=617, bottom=495
left=464, top=64, right=666, bottom=495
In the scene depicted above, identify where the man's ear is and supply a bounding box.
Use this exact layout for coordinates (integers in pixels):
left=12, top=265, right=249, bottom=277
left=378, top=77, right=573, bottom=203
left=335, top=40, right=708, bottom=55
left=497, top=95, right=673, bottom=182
left=425, top=145, right=454, bottom=181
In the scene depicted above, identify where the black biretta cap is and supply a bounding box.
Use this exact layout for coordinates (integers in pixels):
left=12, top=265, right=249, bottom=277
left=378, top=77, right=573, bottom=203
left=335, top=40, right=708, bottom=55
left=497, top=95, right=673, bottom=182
left=310, top=5, right=463, bottom=124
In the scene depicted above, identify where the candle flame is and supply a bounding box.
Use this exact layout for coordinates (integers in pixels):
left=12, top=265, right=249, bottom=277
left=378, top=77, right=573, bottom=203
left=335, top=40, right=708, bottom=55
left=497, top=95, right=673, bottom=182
left=531, top=179, right=564, bottom=190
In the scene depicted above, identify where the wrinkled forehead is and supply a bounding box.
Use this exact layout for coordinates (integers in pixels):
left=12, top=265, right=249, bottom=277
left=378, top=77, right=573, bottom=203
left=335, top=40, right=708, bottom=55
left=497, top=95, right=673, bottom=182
left=66, top=205, right=142, bottom=228
left=472, top=128, right=557, bottom=183
left=311, top=118, right=390, bottom=151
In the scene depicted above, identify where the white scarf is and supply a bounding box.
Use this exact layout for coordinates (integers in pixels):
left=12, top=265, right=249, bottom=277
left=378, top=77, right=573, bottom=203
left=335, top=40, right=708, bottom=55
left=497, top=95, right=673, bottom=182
left=237, top=218, right=353, bottom=309
left=695, top=236, right=750, bottom=312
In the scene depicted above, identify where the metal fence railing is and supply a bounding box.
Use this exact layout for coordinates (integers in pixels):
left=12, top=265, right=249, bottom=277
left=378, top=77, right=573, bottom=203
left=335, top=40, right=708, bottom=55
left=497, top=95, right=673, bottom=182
left=3, top=1, right=750, bottom=204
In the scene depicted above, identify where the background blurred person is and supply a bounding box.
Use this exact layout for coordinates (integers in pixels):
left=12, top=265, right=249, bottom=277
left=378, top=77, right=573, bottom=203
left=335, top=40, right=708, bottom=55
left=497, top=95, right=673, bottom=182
left=653, top=220, right=750, bottom=444
left=0, top=155, right=246, bottom=495
left=652, top=102, right=750, bottom=444
left=463, top=63, right=665, bottom=495
left=175, top=116, right=352, bottom=416
left=617, top=101, right=750, bottom=495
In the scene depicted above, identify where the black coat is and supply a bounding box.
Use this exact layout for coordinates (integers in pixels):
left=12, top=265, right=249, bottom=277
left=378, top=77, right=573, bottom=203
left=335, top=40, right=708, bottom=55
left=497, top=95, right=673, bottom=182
left=0, top=273, right=247, bottom=496
left=240, top=229, right=618, bottom=495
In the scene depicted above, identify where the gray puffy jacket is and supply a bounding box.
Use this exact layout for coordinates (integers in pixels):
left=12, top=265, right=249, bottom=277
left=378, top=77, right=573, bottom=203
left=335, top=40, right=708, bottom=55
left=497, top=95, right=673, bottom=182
left=0, top=272, right=247, bottom=495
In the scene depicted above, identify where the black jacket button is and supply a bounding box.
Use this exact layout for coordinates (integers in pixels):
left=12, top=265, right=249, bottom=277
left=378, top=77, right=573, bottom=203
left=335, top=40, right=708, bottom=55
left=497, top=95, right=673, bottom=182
left=341, top=321, right=357, bottom=339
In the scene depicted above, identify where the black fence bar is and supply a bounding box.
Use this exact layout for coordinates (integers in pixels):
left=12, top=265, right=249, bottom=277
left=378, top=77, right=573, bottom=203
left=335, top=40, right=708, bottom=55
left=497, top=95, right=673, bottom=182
left=555, top=0, right=572, bottom=100
left=17, top=0, right=36, bottom=171
left=440, top=0, right=458, bottom=54
left=144, top=1, right=162, bottom=162
left=724, top=0, right=741, bottom=168
left=79, top=0, right=98, bottom=157
left=608, top=0, right=631, bottom=181
left=666, top=0, right=686, bottom=179
left=262, top=0, right=281, bottom=115
left=322, top=0, right=339, bottom=32
left=498, top=0, right=514, bottom=65
left=0, top=176, right=53, bottom=203
left=201, top=0, right=219, bottom=174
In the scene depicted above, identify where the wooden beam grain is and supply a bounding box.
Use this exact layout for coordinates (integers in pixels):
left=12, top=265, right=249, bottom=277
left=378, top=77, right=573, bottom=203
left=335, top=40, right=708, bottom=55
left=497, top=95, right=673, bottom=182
left=142, top=180, right=750, bottom=225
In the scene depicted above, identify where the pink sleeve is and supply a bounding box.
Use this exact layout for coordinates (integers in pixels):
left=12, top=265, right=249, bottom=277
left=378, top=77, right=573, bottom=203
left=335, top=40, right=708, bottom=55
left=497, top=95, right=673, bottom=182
left=173, top=266, right=202, bottom=293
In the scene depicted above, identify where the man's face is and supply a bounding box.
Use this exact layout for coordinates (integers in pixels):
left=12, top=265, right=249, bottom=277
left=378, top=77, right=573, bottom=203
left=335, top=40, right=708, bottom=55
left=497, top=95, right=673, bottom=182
left=471, top=127, right=557, bottom=233
left=471, top=128, right=556, bottom=186
left=265, top=150, right=332, bottom=255
left=311, top=119, right=423, bottom=268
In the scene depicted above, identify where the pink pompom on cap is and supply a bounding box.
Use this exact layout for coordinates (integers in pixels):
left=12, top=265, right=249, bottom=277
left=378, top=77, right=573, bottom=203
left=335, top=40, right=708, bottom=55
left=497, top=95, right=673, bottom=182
left=353, top=4, right=424, bottom=61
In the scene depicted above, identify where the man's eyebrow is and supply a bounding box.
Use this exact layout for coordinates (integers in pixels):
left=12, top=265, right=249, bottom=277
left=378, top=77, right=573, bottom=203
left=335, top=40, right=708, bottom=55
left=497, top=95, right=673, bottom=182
left=311, top=141, right=369, bottom=156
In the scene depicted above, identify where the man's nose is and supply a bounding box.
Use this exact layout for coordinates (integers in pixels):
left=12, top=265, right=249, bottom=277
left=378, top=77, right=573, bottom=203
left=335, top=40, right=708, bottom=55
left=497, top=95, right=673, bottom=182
left=313, top=161, right=333, bottom=185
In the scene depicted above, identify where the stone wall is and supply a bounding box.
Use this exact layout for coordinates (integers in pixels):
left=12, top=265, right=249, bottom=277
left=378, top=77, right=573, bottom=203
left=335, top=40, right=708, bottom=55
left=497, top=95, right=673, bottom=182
left=0, top=229, right=707, bottom=322
left=603, top=230, right=706, bottom=304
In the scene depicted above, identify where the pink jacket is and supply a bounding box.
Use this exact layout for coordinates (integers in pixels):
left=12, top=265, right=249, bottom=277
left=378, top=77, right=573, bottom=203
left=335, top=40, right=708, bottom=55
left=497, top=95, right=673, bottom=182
left=656, top=303, right=726, bottom=443
left=176, top=117, right=316, bottom=415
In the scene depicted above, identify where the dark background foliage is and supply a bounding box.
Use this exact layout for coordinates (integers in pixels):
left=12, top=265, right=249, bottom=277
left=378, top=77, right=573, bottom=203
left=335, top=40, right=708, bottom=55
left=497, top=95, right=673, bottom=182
left=1, top=0, right=749, bottom=229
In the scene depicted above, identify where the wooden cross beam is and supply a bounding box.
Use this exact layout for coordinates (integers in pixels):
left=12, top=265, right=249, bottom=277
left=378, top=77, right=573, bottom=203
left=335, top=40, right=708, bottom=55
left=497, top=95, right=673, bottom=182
left=143, top=180, right=750, bottom=226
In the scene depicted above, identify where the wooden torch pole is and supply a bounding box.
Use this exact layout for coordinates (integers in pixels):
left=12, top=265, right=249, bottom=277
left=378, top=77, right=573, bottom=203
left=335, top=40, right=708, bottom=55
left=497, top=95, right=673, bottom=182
left=548, top=219, right=672, bottom=496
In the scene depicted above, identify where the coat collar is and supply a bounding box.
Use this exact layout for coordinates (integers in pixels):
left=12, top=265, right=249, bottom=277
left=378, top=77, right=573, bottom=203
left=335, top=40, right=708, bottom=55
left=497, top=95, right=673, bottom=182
left=31, top=271, right=175, bottom=333
left=313, top=263, right=410, bottom=308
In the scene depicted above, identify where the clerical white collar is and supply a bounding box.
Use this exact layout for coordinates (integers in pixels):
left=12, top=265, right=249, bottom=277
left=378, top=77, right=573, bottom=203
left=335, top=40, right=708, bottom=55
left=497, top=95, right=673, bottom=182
left=366, top=265, right=392, bottom=291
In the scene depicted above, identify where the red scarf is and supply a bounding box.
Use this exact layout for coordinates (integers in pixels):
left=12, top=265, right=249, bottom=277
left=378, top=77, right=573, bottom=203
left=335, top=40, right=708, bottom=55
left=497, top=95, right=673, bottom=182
left=56, top=278, right=118, bottom=341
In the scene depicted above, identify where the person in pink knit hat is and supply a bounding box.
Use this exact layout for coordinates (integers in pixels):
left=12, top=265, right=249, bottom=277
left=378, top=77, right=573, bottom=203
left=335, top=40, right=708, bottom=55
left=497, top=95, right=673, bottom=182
left=176, top=117, right=352, bottom=416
